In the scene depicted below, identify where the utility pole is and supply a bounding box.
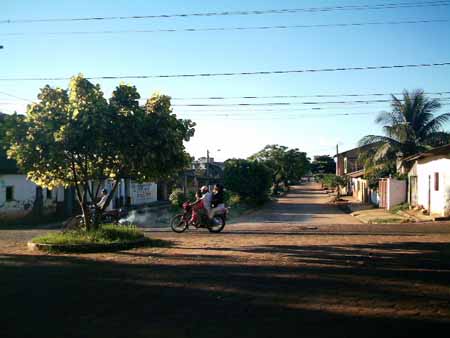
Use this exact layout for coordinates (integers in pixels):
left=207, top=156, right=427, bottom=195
left=336, top=144, right=339, bottom=175
left=206, top=149, right=210, bottom=177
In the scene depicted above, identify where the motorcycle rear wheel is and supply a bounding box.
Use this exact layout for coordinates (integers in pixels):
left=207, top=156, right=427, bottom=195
left=170, top=214, right=188, bottom=233
left=208, top=215, right=226, bottom=233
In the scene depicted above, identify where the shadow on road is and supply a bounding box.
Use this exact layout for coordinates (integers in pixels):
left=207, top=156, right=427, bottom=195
left=1, top=240, right=450, bottom=338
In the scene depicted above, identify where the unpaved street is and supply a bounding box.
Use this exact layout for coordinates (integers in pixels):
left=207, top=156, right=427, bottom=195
left=1, top=183, right=450, bottom=338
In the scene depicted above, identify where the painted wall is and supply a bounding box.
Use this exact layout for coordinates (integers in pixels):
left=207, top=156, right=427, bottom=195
left=416, top=156, right=450, bottom=216
left=0, top=174, right=36, bottom=218
left=387, top=179, right=407, bottom=210
left=130, top=182, right=158, bottom=206
left=0, top=175, right=64, bottom=218
left=369, top=189, right=379, bottom=206
left=352, top=178, right=368, bottom=202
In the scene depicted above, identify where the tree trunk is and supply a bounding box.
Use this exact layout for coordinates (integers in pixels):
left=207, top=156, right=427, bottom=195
left=80, top=202, right=92, bottom=230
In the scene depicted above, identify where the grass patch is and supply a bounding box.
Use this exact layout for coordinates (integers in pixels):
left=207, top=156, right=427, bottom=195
left=368, top=217, right=408, bottom=224
left=390, top=203, right=410, bottom=215
left=32, top=223, right=144, bottom=245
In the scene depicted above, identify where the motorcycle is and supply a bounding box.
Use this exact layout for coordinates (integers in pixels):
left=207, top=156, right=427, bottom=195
left=170, top=202, right=228, bottom=233
left=63, top=205, right=128, bottom=231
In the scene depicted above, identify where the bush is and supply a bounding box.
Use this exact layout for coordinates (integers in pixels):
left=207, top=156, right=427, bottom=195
left=224, top=190, right=241, bottom=207
left=169, top=189, right=187, bottom=208
left=32, top=223, right=144, bottom=245
left=224, top=159, right=272, bottom=205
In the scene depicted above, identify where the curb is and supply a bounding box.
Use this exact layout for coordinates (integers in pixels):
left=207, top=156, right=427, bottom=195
left=28, top=237, right=150, bottom=253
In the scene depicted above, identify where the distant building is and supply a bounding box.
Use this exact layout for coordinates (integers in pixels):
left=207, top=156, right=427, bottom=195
left=334, top=144, right=378, bottom=176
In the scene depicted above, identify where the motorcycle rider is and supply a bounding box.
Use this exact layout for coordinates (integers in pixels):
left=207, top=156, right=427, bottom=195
left=200, top=185, right=213, bottom=218
left=189, top=189, right=204, bottom=226
left=97, top=189, right=109, bottom=210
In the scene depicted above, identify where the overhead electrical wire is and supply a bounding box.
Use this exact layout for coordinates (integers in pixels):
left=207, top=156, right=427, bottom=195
left=171, top=91, right=450, bottom=101
left=1, top=62, right=449, bottom=82
left=2, top=18, right=448, bottom=37
left=0, top=90, right=34, bottom=102
left=171, top=97, right=450, bottom=107
left=5, top=90, right=450, bottom=104
left=1, top=1, right=448, bottom=24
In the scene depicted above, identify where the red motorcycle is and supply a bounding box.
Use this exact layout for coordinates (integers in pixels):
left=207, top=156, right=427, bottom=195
left=170, top=202, right=228, bottom=233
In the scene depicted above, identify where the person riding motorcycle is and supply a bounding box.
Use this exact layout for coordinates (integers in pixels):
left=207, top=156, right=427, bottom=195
left=96, top=189, right=109, bottom=209
left=188, top=189, right=204, bottom=226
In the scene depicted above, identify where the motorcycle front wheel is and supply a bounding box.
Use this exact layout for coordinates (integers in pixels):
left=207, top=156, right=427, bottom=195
left=208, top=215, right=226, bottom=233
left=170, top=214, right=188, bottom=233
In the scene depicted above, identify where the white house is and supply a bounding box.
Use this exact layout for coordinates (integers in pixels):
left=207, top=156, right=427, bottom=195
left=402, top=144, right=450, bottom=218
left=0, top=173, right=63, bottom=219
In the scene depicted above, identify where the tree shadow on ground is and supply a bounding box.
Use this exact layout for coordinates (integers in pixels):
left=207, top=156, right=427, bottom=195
left=1, top=240, right=450, bottom=338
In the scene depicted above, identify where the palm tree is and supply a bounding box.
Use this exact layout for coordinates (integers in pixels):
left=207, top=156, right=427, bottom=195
left=359, top=89, right=450, bottom=168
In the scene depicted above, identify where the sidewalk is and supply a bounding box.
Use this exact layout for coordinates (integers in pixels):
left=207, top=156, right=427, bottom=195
left=350, top=208, right=413, bottom=224
left=338, top=195, right=413, bottom=224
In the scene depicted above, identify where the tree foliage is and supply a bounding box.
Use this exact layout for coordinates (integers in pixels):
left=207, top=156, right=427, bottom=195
left=249, top=144, right=310, bottom=193
left=358, top=89, right=450, bottom=174
left=4, top=75, right=195, bottom=229
left=224, top=159, right=272, bottom=204
left=311, top=155, right=335, bottom=174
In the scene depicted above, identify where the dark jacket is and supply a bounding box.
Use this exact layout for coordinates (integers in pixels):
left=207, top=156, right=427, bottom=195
left=211, top=190, right=224, bottom=208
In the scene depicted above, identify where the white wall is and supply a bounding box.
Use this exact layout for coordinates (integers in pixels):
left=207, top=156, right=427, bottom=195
left=387, top=179, right=407, bottom=210
left=130, top=182, right=157, bottom=206
left=416, top=156, right=450, bottom=216
left=0, top=174, right=36, bottom=217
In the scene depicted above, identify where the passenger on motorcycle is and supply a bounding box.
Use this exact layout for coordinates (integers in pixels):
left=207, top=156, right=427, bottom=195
left=209, top=184, right=226, bottom=219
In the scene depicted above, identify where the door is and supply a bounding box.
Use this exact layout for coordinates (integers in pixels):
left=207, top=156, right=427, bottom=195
left=409, top=176, right=418, bottom=206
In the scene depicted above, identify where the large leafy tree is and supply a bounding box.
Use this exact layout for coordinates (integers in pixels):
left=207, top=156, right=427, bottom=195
left=359, top=89, right=450, bottom=172
left=249, top=144, right=310, bottom=193
left=224, top=159, right=272, bottom=204
left=4, top=75, right=195, bottom=229
left=311, top=155, right=335, bottom=174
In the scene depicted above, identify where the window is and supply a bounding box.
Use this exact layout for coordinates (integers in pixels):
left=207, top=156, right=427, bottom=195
left=6, top=186, right=14, bottom=201
left=46, top=189, right=52, bottom=199
left=434, top=172, right=439, bottom=191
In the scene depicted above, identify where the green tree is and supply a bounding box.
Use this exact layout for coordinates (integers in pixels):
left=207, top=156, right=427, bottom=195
left=4, top=75, right=195, bottom=229
left=320, top=174, right=347, bottom=199
left=359, top=89, right=450, bottom=173
left=311, top=155, right=335, bottom=174
left=224, top=159, right=272, bottom=204
left=249, top=144, right=310, bottom=193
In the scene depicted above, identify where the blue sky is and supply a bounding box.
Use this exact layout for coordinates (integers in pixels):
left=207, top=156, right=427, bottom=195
left=1, top=0, right=449, bottom=161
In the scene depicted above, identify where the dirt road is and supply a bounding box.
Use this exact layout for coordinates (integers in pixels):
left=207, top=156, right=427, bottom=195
left=1, top=183, right=450, bottom=338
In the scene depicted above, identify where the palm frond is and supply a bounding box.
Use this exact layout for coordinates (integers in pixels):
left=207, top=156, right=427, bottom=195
left=420, top=113, right=450, bottom=137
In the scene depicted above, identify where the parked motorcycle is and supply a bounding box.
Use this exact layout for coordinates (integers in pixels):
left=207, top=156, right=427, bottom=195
left=170, top=202, right=228, bottom=233
left=63, top=205, right=128, bottom=231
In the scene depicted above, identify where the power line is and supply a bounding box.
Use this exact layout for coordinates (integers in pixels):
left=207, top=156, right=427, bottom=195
left=2, top=18, right=448, bottom=37
left=0, top=90, right=33, bottom=102
left=171, top=91, right=450, bottom=101
left=172, top=97, right=450, bottom=107
left=178, top=112, right=375, bottom=120
left=2, top=1, right=449, bottom=24
left=176, top=102, right=450, bottom=114
left=1, top=62, right=450, bottom=82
